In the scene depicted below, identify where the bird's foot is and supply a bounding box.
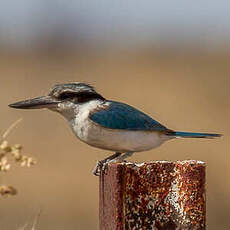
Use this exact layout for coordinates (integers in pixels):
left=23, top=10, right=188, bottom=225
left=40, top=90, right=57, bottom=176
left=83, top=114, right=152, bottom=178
left=92, top=158, right=127, bottom=176
left=92, top=152, right=124, bottom=176
left=92, top=152, right=132, bottom=176
left=92, top=159, right=109, bottom=176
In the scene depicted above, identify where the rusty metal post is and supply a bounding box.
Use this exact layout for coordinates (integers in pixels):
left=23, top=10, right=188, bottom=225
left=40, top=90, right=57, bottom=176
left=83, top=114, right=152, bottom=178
left=99, top=160, right=205, bottom=230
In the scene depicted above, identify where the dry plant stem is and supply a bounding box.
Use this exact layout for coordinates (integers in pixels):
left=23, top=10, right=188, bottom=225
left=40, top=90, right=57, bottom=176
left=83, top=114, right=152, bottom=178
left=19, top=223, right=29, bottom=230
left=31, top=209, right=42, bottom=230
left=1, top=118, right=22, bottom=141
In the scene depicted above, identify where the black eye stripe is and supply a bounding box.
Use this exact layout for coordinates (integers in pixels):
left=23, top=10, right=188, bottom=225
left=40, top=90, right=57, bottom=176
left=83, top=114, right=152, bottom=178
left=58, top=92, right=78, bottom=100
left=58, top=92, right=105, bottom=102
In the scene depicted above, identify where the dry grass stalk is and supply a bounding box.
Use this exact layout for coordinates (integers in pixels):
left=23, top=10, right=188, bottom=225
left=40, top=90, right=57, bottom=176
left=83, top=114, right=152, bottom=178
left=0, top=119, right=36, bottom=197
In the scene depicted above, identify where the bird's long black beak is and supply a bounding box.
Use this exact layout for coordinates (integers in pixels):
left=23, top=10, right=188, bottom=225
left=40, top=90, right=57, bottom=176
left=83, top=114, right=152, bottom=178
left=8, top=96, right=60, bottom=109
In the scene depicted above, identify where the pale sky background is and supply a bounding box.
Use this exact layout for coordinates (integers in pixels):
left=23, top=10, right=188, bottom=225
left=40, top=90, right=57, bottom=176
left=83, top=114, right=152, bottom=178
left=0, top=1, right=229, bottom=48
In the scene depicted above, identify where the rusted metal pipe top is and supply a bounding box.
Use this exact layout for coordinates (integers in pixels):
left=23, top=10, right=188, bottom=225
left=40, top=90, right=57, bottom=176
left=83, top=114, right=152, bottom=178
left=99, top=160, right=206, bottom=230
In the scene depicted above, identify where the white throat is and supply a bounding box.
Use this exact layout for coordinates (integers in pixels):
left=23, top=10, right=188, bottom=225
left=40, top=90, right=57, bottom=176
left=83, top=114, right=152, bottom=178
left=59, top=99, right=106, bottom=124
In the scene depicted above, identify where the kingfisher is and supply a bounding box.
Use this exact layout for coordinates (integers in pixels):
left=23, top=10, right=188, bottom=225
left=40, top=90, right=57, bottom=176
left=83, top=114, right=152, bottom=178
left=9, top=82, right=221, bottom=175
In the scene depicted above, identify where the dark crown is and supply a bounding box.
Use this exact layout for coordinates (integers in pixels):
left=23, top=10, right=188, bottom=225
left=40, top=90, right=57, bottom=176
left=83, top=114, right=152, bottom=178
left=49, top=82, right=105, bottom=102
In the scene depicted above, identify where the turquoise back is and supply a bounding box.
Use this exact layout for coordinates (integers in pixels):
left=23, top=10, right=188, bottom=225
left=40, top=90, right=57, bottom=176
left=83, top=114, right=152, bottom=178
left=90, top=101, right=167, bottom=131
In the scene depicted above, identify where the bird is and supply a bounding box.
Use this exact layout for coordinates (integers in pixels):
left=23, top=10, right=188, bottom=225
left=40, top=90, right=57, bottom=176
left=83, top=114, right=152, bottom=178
left=9, top=82, right=221, bottom=175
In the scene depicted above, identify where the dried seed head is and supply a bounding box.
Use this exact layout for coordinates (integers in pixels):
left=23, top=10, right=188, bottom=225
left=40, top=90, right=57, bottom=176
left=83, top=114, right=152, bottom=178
left=0, top=140, right=12, bottom=152
left=20, top=156, right=36, bottom=167
left=0, top=157, right=10, bottom=172
left=14, top=144, right=22, bottom=150
left=0, top=119, right=36, bottom=198
left=0, top=185, right=17, bottom=197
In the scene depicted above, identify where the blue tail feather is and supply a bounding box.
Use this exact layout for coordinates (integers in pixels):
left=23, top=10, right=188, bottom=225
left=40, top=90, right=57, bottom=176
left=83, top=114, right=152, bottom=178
left=172, top=131, right=222, bottom=138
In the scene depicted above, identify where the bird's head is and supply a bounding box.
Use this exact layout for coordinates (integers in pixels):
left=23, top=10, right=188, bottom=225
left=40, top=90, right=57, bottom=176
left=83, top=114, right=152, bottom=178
left=9, top=83, right=105, bottom=115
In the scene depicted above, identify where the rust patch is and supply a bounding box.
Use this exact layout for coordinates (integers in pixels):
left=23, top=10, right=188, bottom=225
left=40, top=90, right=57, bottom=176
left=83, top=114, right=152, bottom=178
left=99, top=163, right=125, bottom=230
left=99, top=160, right=206, bottom=230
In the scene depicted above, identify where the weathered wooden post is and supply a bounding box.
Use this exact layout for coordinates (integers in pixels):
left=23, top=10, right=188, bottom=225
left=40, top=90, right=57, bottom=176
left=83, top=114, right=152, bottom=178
left=99, top=160, right=205, bottom=230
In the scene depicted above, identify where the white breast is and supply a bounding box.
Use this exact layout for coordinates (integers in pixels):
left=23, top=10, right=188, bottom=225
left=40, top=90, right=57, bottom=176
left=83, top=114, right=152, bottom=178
left=67, top=100, right=172, bottom=153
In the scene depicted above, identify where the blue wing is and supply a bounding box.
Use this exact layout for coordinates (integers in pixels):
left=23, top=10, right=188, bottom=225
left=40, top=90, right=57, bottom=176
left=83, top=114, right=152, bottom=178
left=89, top=101, right=168, bottom=131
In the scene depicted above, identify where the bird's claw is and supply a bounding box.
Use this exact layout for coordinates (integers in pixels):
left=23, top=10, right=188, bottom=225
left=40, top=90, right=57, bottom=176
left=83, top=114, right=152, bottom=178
left=92, top=152, right=126, bottom=176
left=92, top=160, right=108, bottom=176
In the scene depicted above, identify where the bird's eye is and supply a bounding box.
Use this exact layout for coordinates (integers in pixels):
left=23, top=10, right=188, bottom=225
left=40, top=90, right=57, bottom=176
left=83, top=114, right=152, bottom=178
left=58, top=92, right=77, bottom=100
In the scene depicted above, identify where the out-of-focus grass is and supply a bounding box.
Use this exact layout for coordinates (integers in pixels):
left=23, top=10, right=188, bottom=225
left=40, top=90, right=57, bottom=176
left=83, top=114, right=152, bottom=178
left=18, top=210, right=41, bottom=230
left=0, top=119, right=36, bottom=197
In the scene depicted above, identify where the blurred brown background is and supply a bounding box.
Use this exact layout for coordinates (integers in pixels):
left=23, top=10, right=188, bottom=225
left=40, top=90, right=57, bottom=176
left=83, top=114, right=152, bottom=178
left=0, top=1, right=229, bottom=230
